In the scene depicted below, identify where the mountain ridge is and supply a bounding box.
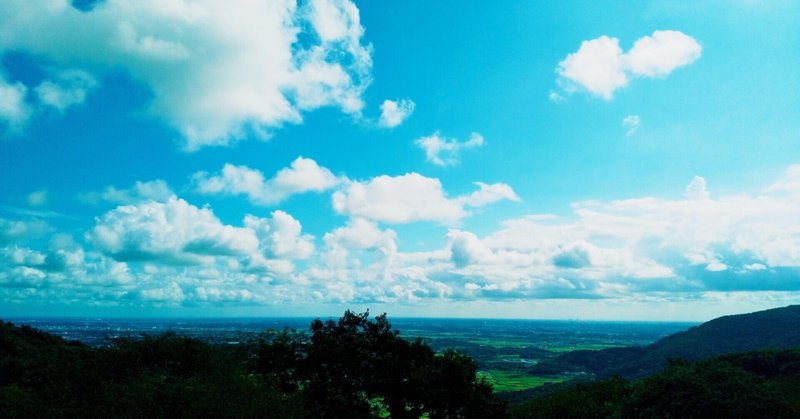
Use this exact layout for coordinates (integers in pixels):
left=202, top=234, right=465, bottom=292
left=544, top=304, right=800, bottom=378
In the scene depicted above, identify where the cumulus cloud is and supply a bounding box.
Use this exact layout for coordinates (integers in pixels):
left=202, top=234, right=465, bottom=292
left=87, top=197, right=258, bottom=264
left=415, top=132, right=484, bottom=166
left=193, top=157, right=340, bottom=206
left=378, top=99, right=415, bottom=128
left=557, top=35, right=627, bottom=100
left=140, top=282, right=185, bottom=303
left=324, top=218, right=397, bottom=254
left=477, top=172, right=800, bottom=290
left=448, top=229, right=492, bottom=268
left=10, top=166, right=800, bottom=309
left=332, top=173, right=518, bottom=224
left=626, top=31, right=703, bottom=77
left=80, top=180, right=174, bottom=205
left=305, top=218, right=400, bottom=299
left=458, top=182, right=521, bottom=207
left=0, top=74, right=29, bottom=130
left=556, top=30, right=701, bottom=100
left=244, top=211, right=315, bottom=261
left=0, top=0, right=372, bottom=149
left=552, top=243, right=593, bottom=269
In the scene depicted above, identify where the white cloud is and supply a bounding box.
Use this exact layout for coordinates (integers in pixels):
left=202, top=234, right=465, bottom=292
left=622, top=114, right=640, bottom=136
left=332, top=173, right=518, bottom=224
left=766, top=165, right=800, bottom=194
left=241, top=210, right=315, bottom=277
left=10, top=166, right=800, bottom=309
left=26, top=190, right=48, bottom=207
left=306, top=218, right=401, bottom=299
left=626, top=30, right=702, bottom=78
left=193, top=157, right=340, bottom=206
left=0, top=74, right=29, bottom=130
left=324, top=218, right=397, bottom=253
left=481, top=172, right=800, bottom=282
left=80, top=180, right=174, bottom=204
left=448, top=229, right=492, bottom=267
left=0, top=218, right=50, bottom=245
left=556, top=30, right=701, bottom=100
left=415, top=132, right=484, bottom=166
left=557, top=35, right=627, bottom=100
left=378, top=99, right=415, bottom=128
left=0, top=0, right=372, bottom=149
left=458, top=182, right=521, bottom=207
left=685, top=176, right=710, bottom=200
left=34, top=70, right=97, bottom=112
left=333, top=173, right=465, bottom=223
left=141, top=282, right=185, bottom=303
left=245, top=211, right=315, bottom=260
left=87, top=197, right=258, bottom=264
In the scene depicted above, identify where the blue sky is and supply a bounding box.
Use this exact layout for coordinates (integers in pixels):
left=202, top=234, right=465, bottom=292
left=1, top=0, right=799, bottom=321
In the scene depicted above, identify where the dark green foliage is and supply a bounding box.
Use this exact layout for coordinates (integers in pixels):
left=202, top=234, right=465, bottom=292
left=254, top=329, right=304, bottom=392
left=0, top=320, right=303, bottom=418
left=416, top=349, right=507, bottom=419
left=510, top=376, right=632, bottom=419
left=623, top=358, right=788, bottom=418
left=255, top=310, right=508, bottom=419
left=511, top=349, right=800, bottom=419
left=1, top=313, right=506, bottom=418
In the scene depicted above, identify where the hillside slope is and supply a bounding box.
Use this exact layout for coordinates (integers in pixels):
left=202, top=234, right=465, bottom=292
left=512, top=348, right=800, bottom=418
left=546, top=305, right=800, bottom=378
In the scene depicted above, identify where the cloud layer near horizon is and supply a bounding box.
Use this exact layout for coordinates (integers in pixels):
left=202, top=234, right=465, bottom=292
left=3, top=161, right=800, bottom=311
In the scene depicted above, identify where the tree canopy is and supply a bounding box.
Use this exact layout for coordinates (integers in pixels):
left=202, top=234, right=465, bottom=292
left=256, top=310, right=506, bottom=419
left=0, top=312, right=507, bottom=418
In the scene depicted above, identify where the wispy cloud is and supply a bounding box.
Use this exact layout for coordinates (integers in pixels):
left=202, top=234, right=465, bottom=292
left=415, top=132, right=484, bottom=166
left=80, top=180, right=174, bottom=205
left=26, top=190, right=48, bottom=207
left=622, top=115, right=641, bottom=135
left=35, top=70, right=98, bottom=112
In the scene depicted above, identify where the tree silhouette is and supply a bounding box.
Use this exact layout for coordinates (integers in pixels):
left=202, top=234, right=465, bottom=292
left=255, top=310, right=507, bottom=418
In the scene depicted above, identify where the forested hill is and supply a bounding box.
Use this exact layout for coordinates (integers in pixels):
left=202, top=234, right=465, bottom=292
left=542, top=305, right=800, bottom=379
left=511, top=348, right=800, bottom=418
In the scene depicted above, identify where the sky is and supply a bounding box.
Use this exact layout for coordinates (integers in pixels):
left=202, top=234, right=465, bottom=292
left=1, top=0, right=799, bottom=321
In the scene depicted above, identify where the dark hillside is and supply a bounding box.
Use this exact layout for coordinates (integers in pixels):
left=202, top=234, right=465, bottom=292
left=534, top=305, right=800, bottom=378
left=512, top=348, right=800, bottom=419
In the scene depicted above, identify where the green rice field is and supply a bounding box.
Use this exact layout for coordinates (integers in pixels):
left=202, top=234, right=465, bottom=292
left=477, top=370, right=564, bottom=392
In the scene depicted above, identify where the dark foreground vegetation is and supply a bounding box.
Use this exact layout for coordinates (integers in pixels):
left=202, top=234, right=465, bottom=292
left=3, top=305, right=800, bottom=418
left=0, top=311, right=505, bottom=418
left=511, top=349, right=800, bottom=418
